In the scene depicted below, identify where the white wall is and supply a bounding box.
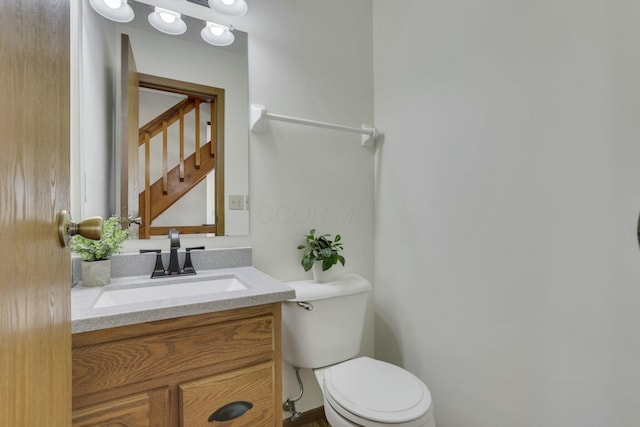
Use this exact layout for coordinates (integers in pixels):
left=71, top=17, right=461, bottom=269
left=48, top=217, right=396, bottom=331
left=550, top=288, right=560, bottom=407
left=373, top=1, right=640, bottom=426
left=72, top=1, right=117, bottom=220
left=243, top=0, right=375, bottom=414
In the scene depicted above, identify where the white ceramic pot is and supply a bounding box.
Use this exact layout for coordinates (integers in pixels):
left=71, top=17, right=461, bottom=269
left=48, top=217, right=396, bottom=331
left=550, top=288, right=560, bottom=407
left=312, top=262, right=344, bottom=283
left=81, top=259, right=111, bottom=287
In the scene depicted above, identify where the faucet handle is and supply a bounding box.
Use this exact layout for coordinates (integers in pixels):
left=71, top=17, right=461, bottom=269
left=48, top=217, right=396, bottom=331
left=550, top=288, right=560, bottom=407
left=140, top=249, right=167, bottom=278
left=182, top=247, right=205, bottom=275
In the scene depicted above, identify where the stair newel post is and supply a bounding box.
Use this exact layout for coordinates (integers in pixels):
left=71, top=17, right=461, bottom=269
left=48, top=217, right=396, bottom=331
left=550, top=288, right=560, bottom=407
left=162, top=120, right=168, bottom=194
left=195, top=99, right=201, bottom=168
left=143, top=132, right=151, bottom=239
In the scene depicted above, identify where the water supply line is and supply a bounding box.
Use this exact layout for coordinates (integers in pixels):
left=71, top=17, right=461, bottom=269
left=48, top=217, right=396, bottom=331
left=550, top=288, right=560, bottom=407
left=283, top=366, right=304, bottom=422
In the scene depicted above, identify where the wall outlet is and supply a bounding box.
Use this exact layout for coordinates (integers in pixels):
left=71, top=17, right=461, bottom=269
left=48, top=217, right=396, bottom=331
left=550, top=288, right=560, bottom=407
left=229, top=195, right=245, bottom=210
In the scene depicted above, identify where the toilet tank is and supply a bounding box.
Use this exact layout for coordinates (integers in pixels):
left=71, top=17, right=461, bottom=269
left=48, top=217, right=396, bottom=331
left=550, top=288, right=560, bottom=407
left=282, top=274, right=371, bottom=369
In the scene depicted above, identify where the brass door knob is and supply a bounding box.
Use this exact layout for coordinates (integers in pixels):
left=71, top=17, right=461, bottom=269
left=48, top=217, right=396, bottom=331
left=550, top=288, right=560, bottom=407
left=128, top=216, right=142, bottom=225
left=58, top=210, right=103, bottom=247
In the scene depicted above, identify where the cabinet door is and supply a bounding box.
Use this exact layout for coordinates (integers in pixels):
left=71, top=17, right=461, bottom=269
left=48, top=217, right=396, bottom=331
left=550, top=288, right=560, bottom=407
left=72, top=390, right=165, bottom=427
left=179, top=361, right=275, bottom=427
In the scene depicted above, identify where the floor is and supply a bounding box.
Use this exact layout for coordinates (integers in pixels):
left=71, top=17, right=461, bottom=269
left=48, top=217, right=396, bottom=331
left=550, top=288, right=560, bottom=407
left=295, top=421, right=330, bottom=427
left=283, top=408, right=330, bottom=427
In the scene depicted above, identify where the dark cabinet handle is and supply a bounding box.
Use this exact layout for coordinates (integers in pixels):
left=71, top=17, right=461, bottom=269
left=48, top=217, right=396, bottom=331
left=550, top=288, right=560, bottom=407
left=208, top=401, right=253, bottom=422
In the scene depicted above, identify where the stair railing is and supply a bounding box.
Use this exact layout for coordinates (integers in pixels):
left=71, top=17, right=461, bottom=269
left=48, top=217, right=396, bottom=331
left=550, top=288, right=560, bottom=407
left=138, top=97, right=219, bottom=238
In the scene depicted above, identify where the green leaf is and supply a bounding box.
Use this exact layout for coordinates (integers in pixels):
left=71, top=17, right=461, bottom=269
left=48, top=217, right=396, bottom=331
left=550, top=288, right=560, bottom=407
left=302, top=254, right=316, bottom=272
left=318, top=237, right=330, bottom=249
left=319, top=248, right=333, bottom=258
left=330, top=252, right=339, bottom=264
left=322, top=257, right=333, bottom=271
left=338, top=255, right=346, bottom=266
left=335, top=234, right=341, bottom=242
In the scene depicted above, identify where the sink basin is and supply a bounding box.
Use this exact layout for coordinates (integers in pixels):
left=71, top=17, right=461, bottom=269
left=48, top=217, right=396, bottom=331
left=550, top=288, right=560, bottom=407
left=93, top=275, right=247, bottom=308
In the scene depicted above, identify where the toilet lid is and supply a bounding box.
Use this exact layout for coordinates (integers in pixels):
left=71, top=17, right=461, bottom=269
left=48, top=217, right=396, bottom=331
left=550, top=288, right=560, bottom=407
left=323, top=357, right=431, bottom=424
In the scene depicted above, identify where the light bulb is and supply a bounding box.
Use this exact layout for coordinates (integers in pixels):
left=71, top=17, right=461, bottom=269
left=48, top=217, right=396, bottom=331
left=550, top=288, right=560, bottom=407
left=148, top=7, right=186, bottom=35
left=208, top=0, right=247, bottom=17
left=159, top=11, right=177, bottom=23
left=201, top=22, right=234, bottom=46
left=104, top=0, right=121, bottom=9
left=89, top=0, right=134, bottom=22
left=209, top=26, right=225, bottom=36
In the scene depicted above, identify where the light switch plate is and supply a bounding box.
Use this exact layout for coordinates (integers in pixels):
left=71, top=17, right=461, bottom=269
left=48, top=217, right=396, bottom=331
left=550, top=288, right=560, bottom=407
left=229, top=195, right=245, bottom=210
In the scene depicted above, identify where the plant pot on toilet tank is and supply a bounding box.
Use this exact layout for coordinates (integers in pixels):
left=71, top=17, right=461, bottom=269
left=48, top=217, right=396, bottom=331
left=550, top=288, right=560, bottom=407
left=70, top=216, right=129, bottom=287
left=298, top=229, right=345, bottom=283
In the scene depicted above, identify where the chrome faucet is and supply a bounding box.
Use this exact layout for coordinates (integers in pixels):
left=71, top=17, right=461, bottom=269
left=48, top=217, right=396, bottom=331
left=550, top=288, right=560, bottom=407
left=140, top=228, right=204, bottom=278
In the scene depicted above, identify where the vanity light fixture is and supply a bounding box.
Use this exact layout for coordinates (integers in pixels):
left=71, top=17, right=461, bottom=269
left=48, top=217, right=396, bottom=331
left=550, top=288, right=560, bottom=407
left=148, top=7, right=187, bottom=35
left=200, top=22, right=235, bottom=46
left=89, top=0, right=246, bottom=46
left=208, top=0, right=247, bottom=17
left=88, top=0, right=134, bottom=23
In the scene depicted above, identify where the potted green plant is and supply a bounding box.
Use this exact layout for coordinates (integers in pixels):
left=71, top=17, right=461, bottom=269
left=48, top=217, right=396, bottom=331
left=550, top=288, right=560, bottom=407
left=297, top=229, right=345, bottom=282
left=70, top=216, right=129, bottom=286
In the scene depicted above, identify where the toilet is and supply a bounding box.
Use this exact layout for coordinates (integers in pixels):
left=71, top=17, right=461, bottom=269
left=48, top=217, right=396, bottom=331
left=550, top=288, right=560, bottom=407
left=282, top=274, right=436, bottom=427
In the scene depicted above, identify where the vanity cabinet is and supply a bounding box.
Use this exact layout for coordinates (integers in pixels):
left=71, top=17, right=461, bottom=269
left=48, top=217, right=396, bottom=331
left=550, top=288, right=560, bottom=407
left=71, top=303, right=282, bottom=426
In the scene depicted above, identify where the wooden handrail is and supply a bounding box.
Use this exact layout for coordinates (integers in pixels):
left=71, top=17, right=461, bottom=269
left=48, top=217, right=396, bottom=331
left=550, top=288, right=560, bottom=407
left=138, top=97, right=196, bottom=145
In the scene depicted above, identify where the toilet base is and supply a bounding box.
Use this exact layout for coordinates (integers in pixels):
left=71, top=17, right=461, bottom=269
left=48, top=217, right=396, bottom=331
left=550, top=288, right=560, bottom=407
left=323, top=396, right=360, bottom=427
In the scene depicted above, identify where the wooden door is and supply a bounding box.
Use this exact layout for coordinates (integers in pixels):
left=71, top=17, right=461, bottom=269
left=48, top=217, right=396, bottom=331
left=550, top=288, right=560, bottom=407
left=120, top=34, right=140, bottom=235
left=0, top=0, right=71, bottom=426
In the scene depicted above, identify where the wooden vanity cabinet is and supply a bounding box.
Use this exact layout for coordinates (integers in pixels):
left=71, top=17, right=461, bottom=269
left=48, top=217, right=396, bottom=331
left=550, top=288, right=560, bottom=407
left=71, top=303, right=283, bottom=427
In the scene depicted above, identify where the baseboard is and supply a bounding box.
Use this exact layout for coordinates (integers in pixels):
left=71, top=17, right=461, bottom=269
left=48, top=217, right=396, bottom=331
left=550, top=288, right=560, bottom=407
left=283, top=406, right=328, bottom=426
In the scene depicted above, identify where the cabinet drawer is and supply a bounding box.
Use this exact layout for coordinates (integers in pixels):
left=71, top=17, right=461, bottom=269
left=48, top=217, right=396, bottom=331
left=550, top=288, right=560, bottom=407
left=72, top=390, right=161, bottom=427
left=179, top=361, right=275, bottom=427
left=73, top=315, right=274, bottom=400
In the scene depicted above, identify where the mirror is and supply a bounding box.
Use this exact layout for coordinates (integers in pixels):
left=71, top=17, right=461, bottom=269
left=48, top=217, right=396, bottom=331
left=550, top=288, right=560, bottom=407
left=74, top=1, right=249, bottom=237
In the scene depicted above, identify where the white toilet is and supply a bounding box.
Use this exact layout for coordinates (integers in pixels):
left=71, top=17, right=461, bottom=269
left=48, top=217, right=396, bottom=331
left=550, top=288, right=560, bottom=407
left=282, top=274, right=436, bottom=427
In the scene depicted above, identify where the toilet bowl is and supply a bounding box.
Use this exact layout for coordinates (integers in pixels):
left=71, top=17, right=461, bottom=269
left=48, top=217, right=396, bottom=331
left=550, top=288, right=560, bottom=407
left=282, top=274, right=436, bottom=427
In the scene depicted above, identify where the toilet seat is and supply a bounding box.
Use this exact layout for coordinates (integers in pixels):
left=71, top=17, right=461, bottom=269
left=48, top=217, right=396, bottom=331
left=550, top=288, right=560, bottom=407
left=322, top=357, right=432, bottom=426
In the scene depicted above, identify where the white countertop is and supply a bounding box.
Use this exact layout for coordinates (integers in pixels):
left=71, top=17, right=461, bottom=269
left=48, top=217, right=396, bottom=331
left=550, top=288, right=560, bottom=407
left=71, top=266, right=295, bottom=334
